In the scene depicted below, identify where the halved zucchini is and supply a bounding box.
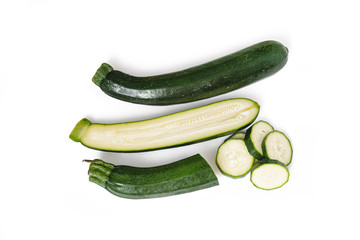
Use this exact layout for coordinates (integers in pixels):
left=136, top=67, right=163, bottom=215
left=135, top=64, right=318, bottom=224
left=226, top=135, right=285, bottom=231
left=244, top=121, right=274, bottom=159
left=216, top=139, right=254, bottom=177
left=262, top=130, right=292, bottom=165
left=69, top=98, right=260, bottom=152
left=250, top=159, right=289, bottom=190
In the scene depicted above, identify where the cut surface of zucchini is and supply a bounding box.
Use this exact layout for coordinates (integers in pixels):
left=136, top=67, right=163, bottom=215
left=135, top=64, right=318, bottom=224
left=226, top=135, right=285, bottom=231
left=70, top=98, right=259, bottom=152
left=262, top=130, right=292, bottom=165
left=245, top=121, right=274, bottom=159
left=230, top=132, right=245, bottom=139
left=251, top=160, right=289, bottom=190
left=216, top=139, right=254, bottom=177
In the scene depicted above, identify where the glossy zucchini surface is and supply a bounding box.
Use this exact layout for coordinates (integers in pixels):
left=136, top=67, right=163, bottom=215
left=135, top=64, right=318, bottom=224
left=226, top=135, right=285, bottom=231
left=93, top=40, right=288, bottom=105
left=85, top=154, right=218, bottom=199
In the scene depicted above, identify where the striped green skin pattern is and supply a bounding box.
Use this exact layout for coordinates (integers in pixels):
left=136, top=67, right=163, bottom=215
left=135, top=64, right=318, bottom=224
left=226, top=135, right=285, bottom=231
left=93, top=40, right=288, bottom=105
left=87, top=154, right=219, bottom=199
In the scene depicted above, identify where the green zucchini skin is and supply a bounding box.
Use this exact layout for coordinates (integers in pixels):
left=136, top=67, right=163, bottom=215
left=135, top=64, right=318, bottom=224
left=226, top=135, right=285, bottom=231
left=86, top=154, right=219, bottom=199
left=93, top=40, right=288, bottom=105
left=244, top=121, right=274, bottom=160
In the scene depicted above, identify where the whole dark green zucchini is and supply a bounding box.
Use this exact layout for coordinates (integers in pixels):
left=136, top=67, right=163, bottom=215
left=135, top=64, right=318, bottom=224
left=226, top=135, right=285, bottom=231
left=85, top=154, right=219, bottom=199
left=92, top=40, right=288, bottom=105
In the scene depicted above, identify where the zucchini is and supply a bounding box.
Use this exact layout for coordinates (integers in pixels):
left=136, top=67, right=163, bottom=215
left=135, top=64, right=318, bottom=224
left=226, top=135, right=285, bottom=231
left=85, top=154, right=219, bottom=199
left=244, top=121, right=274, bottom=159
left=229, top=131, right=245, bottom=140
left=223, top=130, right=245, bottom=142
left=250, top=159, right=289, bottom=190
left=262, top=130, right=293, bottom=166
left=216, top=139, right=254, bottom=177
left=92, top=40, right=288, bottom=105
left=69, top=98, right=259, bottom=152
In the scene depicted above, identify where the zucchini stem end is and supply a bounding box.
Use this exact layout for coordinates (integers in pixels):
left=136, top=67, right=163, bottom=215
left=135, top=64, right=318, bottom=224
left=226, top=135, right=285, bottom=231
left=92, top=63, right=113, bottom=86
left=69, top=118, right=91, bottom=142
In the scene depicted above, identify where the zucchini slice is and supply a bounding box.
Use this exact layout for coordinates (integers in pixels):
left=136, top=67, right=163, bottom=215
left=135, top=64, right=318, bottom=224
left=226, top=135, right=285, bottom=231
left=92, top=40, right=288, bottom=105
left=244, top=121, right=274, bottom=159
left=216, top=139, right=254, bottom=177
left=70, top=98, right=260, bottom=152
left=262, top=130, right=293, bottom=166
left=223, top=130, right=245, bottom=142
left=230, top=132, right=245, bottom=140
left=85, top=154, right=219, bottom=199
left=250, top=159, right=289, bottom=190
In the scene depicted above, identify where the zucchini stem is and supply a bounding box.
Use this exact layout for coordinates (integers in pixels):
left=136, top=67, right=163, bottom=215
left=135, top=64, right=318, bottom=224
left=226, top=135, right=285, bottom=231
left=86, top=159, right=115, bottom=188
left=69, top=118, right=91, bottom=142
left=92, top=63, right=113, bottom=86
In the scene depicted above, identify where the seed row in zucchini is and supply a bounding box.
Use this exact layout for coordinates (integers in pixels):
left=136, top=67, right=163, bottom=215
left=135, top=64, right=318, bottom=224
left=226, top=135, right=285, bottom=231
left=250, top=159, right=289, bottom=190
left=244, top=120, right=274, bottom=160
left=92, top=40, right=288, bottom=105
left=216, top=139, right=254, bottom=177
left=69, top=98, right=260, bottom=152
left=85, top=154, right=219, bottom=199
left=262, top=130, right=293, bottom=166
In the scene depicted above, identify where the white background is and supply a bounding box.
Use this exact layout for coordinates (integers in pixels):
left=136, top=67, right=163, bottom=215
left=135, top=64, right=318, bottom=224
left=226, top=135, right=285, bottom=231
left=1, top=0, right=359, bottom=239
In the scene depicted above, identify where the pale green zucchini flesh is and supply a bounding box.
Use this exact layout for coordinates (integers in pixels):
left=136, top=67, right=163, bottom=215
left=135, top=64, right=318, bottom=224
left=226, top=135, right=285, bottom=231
left=230, top=132, right=246, bottom=140
left=70, top=98, right=260, bottom=152
left=216, top=139, right=254, bottom=177
left=250, top=159, right=289, bottom=190
left=262, top=130, right=293, bottom=166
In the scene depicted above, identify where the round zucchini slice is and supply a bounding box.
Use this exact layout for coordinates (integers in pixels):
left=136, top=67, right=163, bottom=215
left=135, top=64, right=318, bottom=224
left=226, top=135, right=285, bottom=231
left=250, top=160, right=289, bottom=190
left=216, top=139, right=254, bottom=177
left=262, top=130, right=293, bottom=166
left=244, top=120, right=274, bottom=159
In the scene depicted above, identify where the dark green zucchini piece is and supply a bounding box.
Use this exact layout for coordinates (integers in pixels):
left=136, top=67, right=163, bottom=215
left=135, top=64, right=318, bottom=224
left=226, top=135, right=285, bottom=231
left=85, top=154, right=219, bottom=199
left=250, top=159, right=289, bottom=190
left=262, top=130, right=293, bottom=166
left=69, top=98, right=260, bottom=152
left=216, top=139, right=254, bottom=178
left=244, top=120, right=274, bottom=160
left=93, top=40, right=288, bottom=105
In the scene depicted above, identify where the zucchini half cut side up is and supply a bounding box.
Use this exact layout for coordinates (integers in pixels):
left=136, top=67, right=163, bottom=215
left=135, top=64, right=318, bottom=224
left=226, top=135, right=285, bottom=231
left=216, top=139, right=254, bottom=178
left=244, top=121, right=274, bottom=160
left=69, top=98, right=260, bottom=152
left=92, top=40, right=288, bottom=105
left=250, top=159, right=289, bottom=190
left=84, top=154, right=219, bottom=199
left=262, top=130, right=293, bottom=166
